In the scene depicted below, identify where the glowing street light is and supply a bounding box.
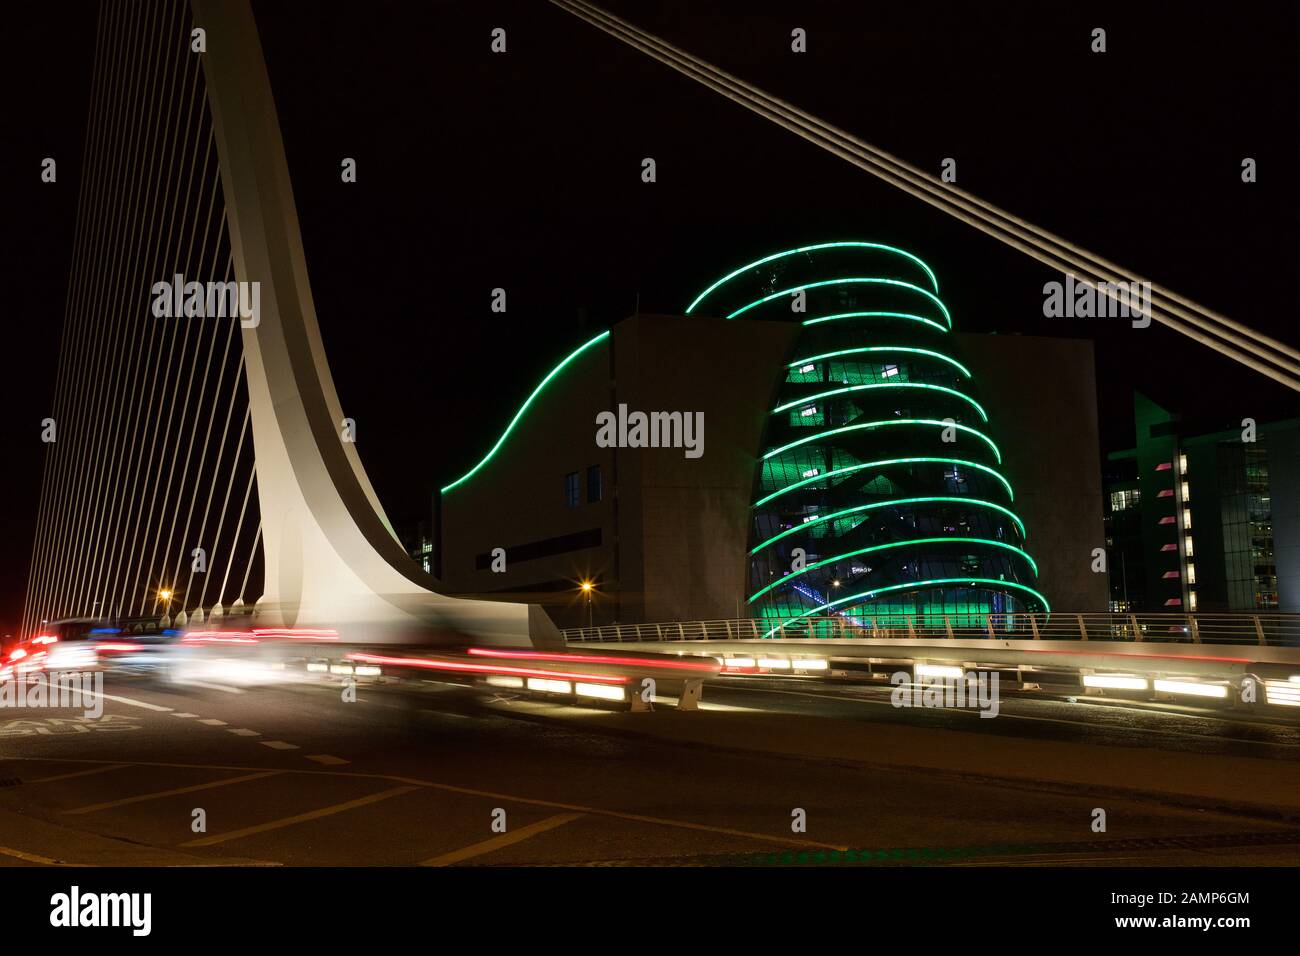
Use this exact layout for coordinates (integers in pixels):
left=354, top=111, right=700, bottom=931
left=579, top=580, right=595, bottom=628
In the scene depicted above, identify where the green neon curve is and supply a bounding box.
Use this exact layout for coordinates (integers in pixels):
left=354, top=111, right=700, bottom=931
left=801, top=311, right=948, bottom=334
left=774, top=382, right=988, bottom=422
left=753, top=457, right=1015, bottom=508
left=685, top=241, right=940, bottom=314
left=764, top=419, right=1003, bottom=464
left=747, top=536, right=1039, bottom=604
left=789, top=346, right=971, bottom=379
left=441, top=330, right=611, bottom=494
left=763, top=578, right=1052, bottom=636
left=749, top=496, right=1028, bottom=555
left=727, top=278, right=952, bottom=329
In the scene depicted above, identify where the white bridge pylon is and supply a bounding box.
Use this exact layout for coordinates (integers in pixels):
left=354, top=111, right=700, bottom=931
left=194, top=0, right=558, bottom=648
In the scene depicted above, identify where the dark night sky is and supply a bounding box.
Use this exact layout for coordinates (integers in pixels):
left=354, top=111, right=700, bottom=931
left=3, top=0, right=1298, bottom=632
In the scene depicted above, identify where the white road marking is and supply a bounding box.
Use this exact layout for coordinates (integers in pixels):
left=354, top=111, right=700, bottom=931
left=26, top=763, right=132, bottom=784
left=227, top=728, right=260, bottom=736
left=421, top=812, right=585, bottom=866
left=64, top=771, right=284, bottom=814
left=171, top=679, right=244, bottom=695
left=32, top=679, right=173, bottom=713
left=0, top=845, right=65, bottom=865
left=261, top=740, right=299, bottom=750
left=170, top=713, right=199, bottom=718
left=182, top=785, right=418, bottom=848
left=197, top=718, right=228, bottom=726
left=306, top=754, right=349, bottom=765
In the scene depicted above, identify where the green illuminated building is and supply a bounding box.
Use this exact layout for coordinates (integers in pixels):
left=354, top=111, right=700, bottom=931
left=685, top=243, right=1048, bottom=633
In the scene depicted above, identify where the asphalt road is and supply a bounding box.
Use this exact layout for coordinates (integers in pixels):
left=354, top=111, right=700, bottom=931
left=3, top=670, right=1300, bottom=867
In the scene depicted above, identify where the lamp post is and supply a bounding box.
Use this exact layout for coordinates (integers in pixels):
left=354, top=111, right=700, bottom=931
left=581, top=580, right=594, bottom=629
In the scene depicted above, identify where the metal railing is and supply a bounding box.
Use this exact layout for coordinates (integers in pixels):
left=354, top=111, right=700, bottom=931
left=563, top=612, right=1300, bottom=647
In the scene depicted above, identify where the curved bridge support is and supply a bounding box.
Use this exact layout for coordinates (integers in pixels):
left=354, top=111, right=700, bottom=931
left=193, top=0, right=558, bottom=647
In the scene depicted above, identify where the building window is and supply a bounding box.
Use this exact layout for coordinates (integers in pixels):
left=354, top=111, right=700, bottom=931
left=1109, top=488, right=1140, bottom=512
left=564, top=471, right=579, bottom=508
left=586, top=465, right=602, bottom=503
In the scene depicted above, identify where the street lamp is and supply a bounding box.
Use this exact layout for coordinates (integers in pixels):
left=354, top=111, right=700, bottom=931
left=580, top=580, right=594, bottom=629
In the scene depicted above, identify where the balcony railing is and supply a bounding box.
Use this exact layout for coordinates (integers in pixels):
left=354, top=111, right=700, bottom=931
left=562, top=612, right=1300, bottom=647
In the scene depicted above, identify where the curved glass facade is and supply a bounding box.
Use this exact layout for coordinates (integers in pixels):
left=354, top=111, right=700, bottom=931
left=687, top=243, right=1048, bottom=634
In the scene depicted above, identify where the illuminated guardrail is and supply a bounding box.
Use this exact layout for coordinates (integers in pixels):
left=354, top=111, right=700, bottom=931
left=563, top=612, right=1300, bottom=647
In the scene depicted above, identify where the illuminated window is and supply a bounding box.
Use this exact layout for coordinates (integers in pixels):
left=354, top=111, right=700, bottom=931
left=1179, top=453, right=1188, bottom=474
left=1186, top=563, right=1196, bottom=585
left=881, top=364, right=899, bottom=378
left=1188, top=590, right=1198, bottom=611
left=1181, top=481, right=1190, bottom=501
left=1184, top=536, right=1194, bottom=557
left=1109, top=489, right=1140, bottom=511
left=1182, top=509, right=1192, bottom=529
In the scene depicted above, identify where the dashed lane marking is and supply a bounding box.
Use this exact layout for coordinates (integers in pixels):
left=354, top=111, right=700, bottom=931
left=181, top=785, right=419, bottom=847
left=26, top=763, right=132, bottom=784
left=197, top=719, right=228, bottom=726
left=170, top=680, right=244, bottom=695
left=421, top=812, right=585, bottom=866
left=261, top=741, right=299, bottom=751
left=227, top=729, right=260, bottom=736
left=306, top=755, right=348, bottom=765
left=170, top=713, right=199, bottom=719
left=64, top=770, right=284, bottom=815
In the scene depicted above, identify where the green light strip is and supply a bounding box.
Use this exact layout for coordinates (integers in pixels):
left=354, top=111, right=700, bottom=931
left=773, top=382, right=988, bottom=422
left=685, top=241, right=940, bottom=315
left=747, top=536, right=1039, bottom=604
left=753, top=457, right=1015, bottom=507
left=763, top=419, right=1003, bottom=464
left=763, top=578, right=1052, bottom=636
left=788, top=346, right=971, bottom=379
left=749, top=495, right=1028, bottom=555
left=441, top=330, right=611, bottom=494
left=800, top=311, right=948, bottom=333
left=727, top=278, right=952, bottom=329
